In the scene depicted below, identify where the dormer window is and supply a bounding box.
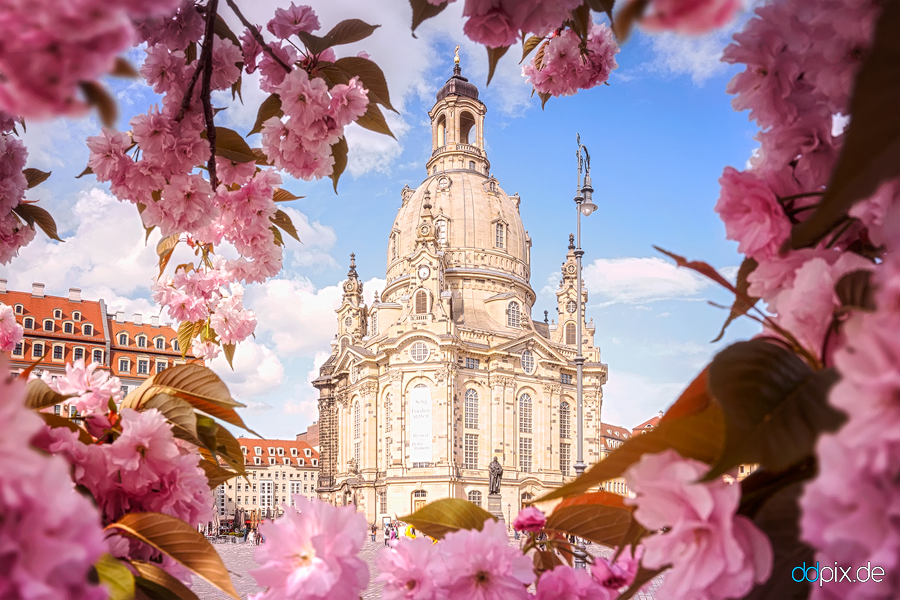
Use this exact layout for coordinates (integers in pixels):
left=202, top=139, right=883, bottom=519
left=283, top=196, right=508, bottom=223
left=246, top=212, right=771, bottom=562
left=507, top=302, right=520, bottom=328
left=268, top=447, right=276, bottom=456
left=255, top=447, right=262, bottom=456
left=63, top=322, right=73, bottom=334
left=23, top=317, right=33, bottom=329
left=495, top=223, right=504, bottom=249
left=137, top=336, right=147, bottom=348
left=277, top=447, right=284, bottom=456
left=291, top=448, right=298, bottom=456
left=305, top=448, right=311, bottom=457
left=53, top=309, right=62, bottom=319
left=83, top=324, right=93, bottom=336
left=14, top=304, right=23, bottom=314
left=73, top=311, right=81, bottom=321
left=118, top=333, right=128, bottom=345
left=172, top=340, right=180, bottom=351
left=155, top=337, right=164, bottom=349
left=43, top=319, right=53, bottom=331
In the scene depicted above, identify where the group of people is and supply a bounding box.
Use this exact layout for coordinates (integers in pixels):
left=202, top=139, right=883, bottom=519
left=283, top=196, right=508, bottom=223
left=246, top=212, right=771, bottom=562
left=241, top=527, right=264, bottom=545
left=377, top=521, right=420, bottom=545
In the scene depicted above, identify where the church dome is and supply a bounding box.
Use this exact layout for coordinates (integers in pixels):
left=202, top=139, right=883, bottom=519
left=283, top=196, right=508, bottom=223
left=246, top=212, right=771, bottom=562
left=436, top=64, right=480, bottom=103
left=386, top=170, right=530, bottom=287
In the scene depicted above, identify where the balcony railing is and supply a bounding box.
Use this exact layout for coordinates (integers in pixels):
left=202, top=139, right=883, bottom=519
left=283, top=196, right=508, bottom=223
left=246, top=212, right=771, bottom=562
left=431, top=143, right=482, bottom=157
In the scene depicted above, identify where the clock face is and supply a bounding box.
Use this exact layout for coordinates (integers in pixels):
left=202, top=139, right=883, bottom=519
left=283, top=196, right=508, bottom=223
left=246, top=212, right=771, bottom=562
left=567, top=264, right=576, bottom=274
left=344, top=282, right=354, bottom=292
left=418, top=265, right=431, bottom=280
left=419, top=224, right=431, bottom=236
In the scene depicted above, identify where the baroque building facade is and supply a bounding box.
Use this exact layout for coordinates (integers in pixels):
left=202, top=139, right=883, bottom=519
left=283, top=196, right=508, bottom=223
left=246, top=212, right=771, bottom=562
left=314, top=61, right=608, bottom=522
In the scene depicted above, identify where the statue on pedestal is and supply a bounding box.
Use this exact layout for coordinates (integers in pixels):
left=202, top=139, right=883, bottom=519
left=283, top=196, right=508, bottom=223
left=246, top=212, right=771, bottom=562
left=489, top=456, right=503, bottom=495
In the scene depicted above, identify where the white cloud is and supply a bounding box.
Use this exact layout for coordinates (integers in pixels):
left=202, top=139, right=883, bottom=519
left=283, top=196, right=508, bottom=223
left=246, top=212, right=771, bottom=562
left=210, top=338, right=285, bottom=399
left=644, top=32, right=731, bottom=85
left=601, top=370, right=682, bottom=429
left=280, top=206, right=339, bottom=271
left=283, top=350, right=331, bottom=422
left=581, top=256, right=712, bottom=305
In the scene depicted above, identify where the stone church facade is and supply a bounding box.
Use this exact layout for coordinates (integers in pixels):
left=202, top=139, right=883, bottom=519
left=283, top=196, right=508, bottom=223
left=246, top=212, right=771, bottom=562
left=314, top=60, right=608, bottom=523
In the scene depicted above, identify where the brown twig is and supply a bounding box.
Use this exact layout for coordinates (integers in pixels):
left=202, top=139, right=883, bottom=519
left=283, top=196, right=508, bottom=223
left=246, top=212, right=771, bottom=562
left=199, top=0, right=220, bottom=189
left=225, top=0, right=292, bottom=73
left=176, top=4, right=207, bottom=121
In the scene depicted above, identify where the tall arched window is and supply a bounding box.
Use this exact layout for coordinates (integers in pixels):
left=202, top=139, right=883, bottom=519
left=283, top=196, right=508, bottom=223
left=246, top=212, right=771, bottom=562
left=415, top=290, right=427, bottom=314
left=391, top=234, right=398, bottom=260
left=370, top=311, right=378, bottom=336
left=437, top=114, right=446, bottom=146
left=507, top=302, right=520, bottom=328
left=566, top=322, right=576, bottom=345
left=519, top=393, right=532, bottom=434
left=467, top=490, right=482, bottom=507
left=340, top=337, right=349, bottom=351
left=354, top=401, right=360, bottom=440
left=464, top=389, right=478, bottom=429
left=560, top=401, right=571, bottom=440
left=436, top=220, right=447, bottom=246
left=384, top=394, right=391, bottom=433
left=495, top=223, right=504, bottom=248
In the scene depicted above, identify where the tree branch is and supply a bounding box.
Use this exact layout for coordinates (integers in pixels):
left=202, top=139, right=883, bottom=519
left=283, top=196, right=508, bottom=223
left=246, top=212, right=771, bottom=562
left=200, top=0, right=220, bottom=189
left=225, top=0, right=292, bottom=73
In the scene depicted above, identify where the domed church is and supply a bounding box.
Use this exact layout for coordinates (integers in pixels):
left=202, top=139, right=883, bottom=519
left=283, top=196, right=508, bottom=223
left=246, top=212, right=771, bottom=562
left=313, top=57, right=608, bottom=521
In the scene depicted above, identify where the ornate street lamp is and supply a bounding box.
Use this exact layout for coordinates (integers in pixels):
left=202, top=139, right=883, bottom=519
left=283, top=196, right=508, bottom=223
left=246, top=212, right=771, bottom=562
left=573, top=134, right=597, bottom=478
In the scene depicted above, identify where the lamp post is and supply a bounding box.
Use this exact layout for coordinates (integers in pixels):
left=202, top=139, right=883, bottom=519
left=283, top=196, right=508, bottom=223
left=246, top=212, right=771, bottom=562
left=573, top=134, right=597, bottom=478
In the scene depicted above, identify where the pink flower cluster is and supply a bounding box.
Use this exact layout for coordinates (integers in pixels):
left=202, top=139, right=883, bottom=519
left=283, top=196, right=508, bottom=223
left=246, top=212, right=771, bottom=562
left=522, top=24, right=619, bottom=97
left=0, top=111, right=36, bottom=265
left=0, top=302, right=23, bottom=351
left=715, top=0, right=889, bottom=357
left=44, top=407, right=212, bottom=530
left=455, top=0, right=581, bottom=48
left=641, top=0, right=741, bottom=34
left=0, top=367, right=107, bottom=600
left=800, top=245, right=900, bottom=599
left=0, top=0, right=180, bottom=119
left=512, top=505, right=546, bottom=532
left=260, top=69, right=368, bottom=181
left=625, top=449, right=773, bottom=600
left=250, top=496, right=369, bottom=600
left=41, top=358, right=124, bottom=416
left=377, top=519, right=534, bottom=600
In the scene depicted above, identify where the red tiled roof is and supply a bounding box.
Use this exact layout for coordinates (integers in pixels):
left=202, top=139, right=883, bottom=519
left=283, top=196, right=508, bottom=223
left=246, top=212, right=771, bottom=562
left=600, top=422, right=632, bottom=438
left=5, top=290, right=105, bottom=342
left=237, top=437, right=319, bottom=467
left=633, top=416, right=661, bottom=432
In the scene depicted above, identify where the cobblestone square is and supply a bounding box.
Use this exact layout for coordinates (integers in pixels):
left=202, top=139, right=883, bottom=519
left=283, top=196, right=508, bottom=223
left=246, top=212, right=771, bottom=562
left=192, top=534, right=661, bottom=599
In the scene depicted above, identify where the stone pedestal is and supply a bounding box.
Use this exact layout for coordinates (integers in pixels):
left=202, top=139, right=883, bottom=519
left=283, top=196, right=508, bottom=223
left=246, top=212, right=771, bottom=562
left=487, top=493, right=504, bottom=523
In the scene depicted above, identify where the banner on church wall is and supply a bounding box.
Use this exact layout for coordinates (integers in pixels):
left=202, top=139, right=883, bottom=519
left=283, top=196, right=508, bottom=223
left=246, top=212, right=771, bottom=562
left=409, top=386, right=432, bottom=464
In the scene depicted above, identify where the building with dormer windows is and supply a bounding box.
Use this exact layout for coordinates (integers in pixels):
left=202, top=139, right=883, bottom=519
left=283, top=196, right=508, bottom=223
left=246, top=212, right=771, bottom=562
left=313, top=59, right=608, bottom=522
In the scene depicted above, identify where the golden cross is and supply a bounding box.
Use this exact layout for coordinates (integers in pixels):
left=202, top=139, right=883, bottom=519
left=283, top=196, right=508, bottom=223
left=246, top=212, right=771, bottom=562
left=454, top=45, right=460, bottom=64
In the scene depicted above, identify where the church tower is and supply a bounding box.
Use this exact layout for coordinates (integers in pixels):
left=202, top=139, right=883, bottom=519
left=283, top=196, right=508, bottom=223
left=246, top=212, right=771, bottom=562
left=313, top=55, right=608, bottom=520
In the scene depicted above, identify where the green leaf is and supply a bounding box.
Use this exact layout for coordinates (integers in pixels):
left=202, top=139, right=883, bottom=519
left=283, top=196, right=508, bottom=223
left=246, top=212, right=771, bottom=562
left=355, top=100, right=394, bottom=138
left=791, top=0, right=900, bottom=249
left=95, top=554, right=135, bottom=600
left=743, top=482, right=812, bottom=600
left=176, top=321, right=195, bottom=360
left=835, top=269, right=876, bottom=312
left=270, top=209, right=301, bottom=242
left=401, top=498, right=496, bottom=539
left=13, top=203, right=63, bottom=241
left=79, top=81, right=117, bottom=127
left=544, top=492, right=636, bottom=547
left=214, top=15, right=241, bottom=47
left=325, top=19, right=380, bottom=46
left=409, top=0, right=449, bottom=34
left=520, top=36, right=543, bottom=64
left=703, top=339, right=845, bottom=480
left=333, top=57, right=397, bottom=113
left=272, top=188, right=303, bottom=202
left=329, top=136, right=348, bottom=193
left=25, top=378, right=75, bottom=410
left=712, top=257, right=759, bottom=343
left=23, top=168, right=51, bottom=189
left=537, top=401, right=724, bottom=503
left=485, top=45, right=510, bottom=87
left=206, top=127, right=256, bottom=163
left=199, top=458, right=240, bottom=489
left=586, top=0, right=616, bottom=22
left=106, top=512, right=239, bottom=600
left=249, top=94, right=283, bottom=136
left=131, top=559, right=201, bottom=600
left=110, top=57, right=140, bottom=78
left=223, top=343, right=236, bottom=369
left=270, top=225, right=284, bottom=247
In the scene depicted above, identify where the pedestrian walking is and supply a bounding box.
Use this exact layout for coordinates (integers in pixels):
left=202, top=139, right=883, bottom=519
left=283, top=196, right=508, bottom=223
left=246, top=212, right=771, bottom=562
left=389, top=526, right=397, bottom=542
left=383, top=523, right=390, bottom=546
left=242, top=527, right=249, bottom=543
left=370, top=523, right=377, bottom=542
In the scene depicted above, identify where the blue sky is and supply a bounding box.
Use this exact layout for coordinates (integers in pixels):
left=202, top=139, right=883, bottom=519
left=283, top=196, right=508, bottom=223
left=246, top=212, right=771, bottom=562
left=1, top=0, right=761, bottom=438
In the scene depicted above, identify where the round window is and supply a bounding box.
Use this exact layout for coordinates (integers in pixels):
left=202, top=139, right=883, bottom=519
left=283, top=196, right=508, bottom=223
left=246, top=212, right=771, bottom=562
left=344, top=316, right=352, bottom=328
left=350, top=363, right=358, bottom=384
left=566, top=300, right=576, bottom=314
left=521, top=350, right=535, bottom=374
left=410, top=342, right=430, bottom=363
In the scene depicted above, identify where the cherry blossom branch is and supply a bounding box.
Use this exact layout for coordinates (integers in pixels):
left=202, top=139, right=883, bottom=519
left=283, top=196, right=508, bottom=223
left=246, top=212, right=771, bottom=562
left=199, top=0, right=219, bottom=189
left=225, top=0, right=292, bottom=73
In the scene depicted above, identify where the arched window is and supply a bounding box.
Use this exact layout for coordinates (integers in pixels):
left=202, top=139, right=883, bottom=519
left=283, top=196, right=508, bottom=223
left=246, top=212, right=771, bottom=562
left=74, top=347, right=84, bottom=361
left=519, top=393, right=532, bottom=434
left=137, top=336, right=146, bottom=348
left=14, top=304, right=23, bottom=314
left=370, top=310, right=378, bottom=336
left=391, top=233, right=398, bottom=260
left=495, top=223, right=504, bottom=248
left=118, top=333, right=127, bottom=345
left=341, top=337, right=349, bottom=351
left=83, top=324, right=93, bottom=336
left=465, top=389, right=478, bottom=429
left=507, top=302, right=520, bottom=328
left=521, top=350, right=535, bottom=374
left=566, top=322, right=576, bottom=345
left=72, top=311, right=81, bottom=321
left=437, top=114, right=446, bottom=146
left=467, top=490, right=482, bottom=507
left=460, top=111, right=475, bottom=144
left=92, top=349, right=103, bottom=363
left=413, top=490, right=427, bottom=498
left=23, top=317, right=33, bottom=329
left=64, top=322, right=73, bottom=334
left=53, top=309, right=62, bottom=319
left=384, top=394, right=391, bottom=432
left=415, top=290, right=427, bottom=314
left=469, top=161, right=475, bottom=170
left=354, top=401, right=360, bottom=439
left=560, top=402, right=571, bottom=440
left=155, top=337, right=164, bottom=349
left=43, top=320, right=53, bottom=331
left=521, top=492, right=534, bottom=509
left=436, top=220, right=447, bottom=246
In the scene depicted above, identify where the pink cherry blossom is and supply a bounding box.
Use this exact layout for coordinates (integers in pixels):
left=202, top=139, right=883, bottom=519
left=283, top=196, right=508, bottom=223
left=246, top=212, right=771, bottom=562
left=267, top=3, right=320, bottom=39
left=462, top=7, right=518, bottom=49
left=142, top=173, right=216, bottom=236
left=376, top=537, right=448, bottom=600
left=42, top=358, right=124, bottom=415
left=0, top=210, right=35, bottom=265
left=211, top=37, right=243, bottom=91
left=250, top=496, right=369, bottom=600
left=536, top=565, right=613, bottom=600
left=715, top=166, right=790, bottom=261
left=512, top=506, right=546, bottom=533
left=625, top=449, right=773, bottom=600
left=191, top=339, right=221, bottom=361
left=135, top=0, right=204, bottom=48
left=513, top=0, right=582, bottom=37
left=591, top=545, right=641, bottom=591
left=440, top=518, right=535, bottom=600
left=217, top=156, right=257, bottom=186
left=523, top=24, right=619, bottom=98
left=0, top=303, right=23, bottom=351
left=330, top=77, right=369, bottom=128
left=641, top=0, right=742, bottom=34
left=0, top=365, right=108, bottom=600
left=210, top=285, right=258, bottom=345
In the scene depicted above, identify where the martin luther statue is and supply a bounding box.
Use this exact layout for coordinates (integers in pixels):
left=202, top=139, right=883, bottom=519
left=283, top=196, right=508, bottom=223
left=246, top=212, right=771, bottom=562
left=488, top=457, right=503, bottom=495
